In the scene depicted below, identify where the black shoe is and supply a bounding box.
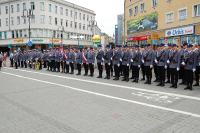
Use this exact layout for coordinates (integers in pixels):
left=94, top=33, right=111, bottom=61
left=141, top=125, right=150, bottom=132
left=165, top=80, right=170, bottom=83
left=126, top=79, right=129, bottom=82
left=132, top=79, right=136, bottom=82
left=193, top=83, right=199, bottom=86
left=170, top=85, right=175, bottom=88
left=122, top=79, right=126, bottom=81
left=157, top=83, right=162, bottom=86
left=144, top=81, right=148, bottom=84
left=76, top=73, right=81, bottom=75
left=161, top=83, right=165, bottom=87
left=174, top=85, right=177, bottom=88
left=113, top=78, right=119, bottom=80
left=179, top=82, right=185, bottom=85
left=84, top=74, right=88, bottom=76
left=154, top=79, right=159, bottom=82
left=184, top=86, right=189, bottom=90
left=141, top=78, right=145, bottom=81
left=97, top=76, right=102, bottom=78
left=130, top=77, right=134, bottom=79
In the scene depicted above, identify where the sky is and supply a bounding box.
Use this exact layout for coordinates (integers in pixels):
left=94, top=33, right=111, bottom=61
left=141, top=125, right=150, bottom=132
left=66, top=0, right=124, bottom=36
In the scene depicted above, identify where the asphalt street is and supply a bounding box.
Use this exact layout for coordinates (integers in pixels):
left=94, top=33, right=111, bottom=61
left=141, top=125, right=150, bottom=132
left=1, top=67, right=200, bottom=133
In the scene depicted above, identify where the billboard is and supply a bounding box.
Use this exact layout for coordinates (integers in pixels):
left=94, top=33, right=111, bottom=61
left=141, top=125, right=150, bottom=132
left=127, top=12, right=158, bottom=34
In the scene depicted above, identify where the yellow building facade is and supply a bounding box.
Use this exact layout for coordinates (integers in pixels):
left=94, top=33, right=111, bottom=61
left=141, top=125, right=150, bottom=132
left=124, top=0, right=200, bottom=46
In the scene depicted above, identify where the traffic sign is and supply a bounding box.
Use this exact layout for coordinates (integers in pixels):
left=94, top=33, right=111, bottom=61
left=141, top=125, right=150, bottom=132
left=27, top=40, right=33, bottom=47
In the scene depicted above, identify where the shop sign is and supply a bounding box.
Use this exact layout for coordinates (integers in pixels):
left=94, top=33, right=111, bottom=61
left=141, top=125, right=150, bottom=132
left=32, top=39, right=44, bottom=43
left=165, top=26, right=194, bottom=37
left=49, top=39, right=61, bottom=43
left=14, top=38, right=24, bottom=43
left=128, top=35, right=150, bottom=41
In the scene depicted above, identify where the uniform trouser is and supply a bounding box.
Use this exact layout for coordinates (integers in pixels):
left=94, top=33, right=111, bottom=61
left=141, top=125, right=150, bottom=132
left=55, top=61, right=60, bottom=72
left=24, top=61, right=27, bottom=68
left=14, top=61, right=18, bottom=69
left=77, top=63, right=82, bottom=74
left=89, top=63, right=94, bottom=76
left=166, top=67, right=171, bottom=82
left=97, top=63, right=103, bottom=77
left=123, top=65, right=129, bottom=80
left=65, top=62, right=69, bottom=73
left=50, top=60, right=55, bottom=71
left=105, top=63, right=111, bottom=78
left=47, top=61, right=50, bottom=70
left=10, top=59, right=13, bottom=67
left=70, top=62, right=74, bottom=73
left=0, top=61, right=2, bottom=69
left=83, top=63, right=88, bottom=75
left=179, top=66, right=185, bottom=83
left=110, top=61, right=113, bottom=75
left=154, top=65, right=159, bottom=80
left=170, top=68, right=179, bottom=86
left=114, top=65, right=120, bottom=78
left=60, top=61, right=65, bottom=72
left=43, top=61, right=47, bottom=68
left=145, top=66, right=152, bottom=82
left=120, top=63, right=123, bottom=75
left=185, top=70, right=194, bottom=87
left=158, top=66, right=165, bottom=83
left=141, top=64, right=146, bottom=79
left=21, top=61, right=24, bottom=68
left=195, top=66, right=200, bottom=84
left=132, top=65, right=140, bottom=79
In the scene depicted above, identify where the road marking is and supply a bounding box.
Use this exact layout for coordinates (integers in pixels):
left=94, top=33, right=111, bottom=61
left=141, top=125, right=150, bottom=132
left=132, top=92, right=180, bottom=104
left=4, top=67, right=200, bottom=102
left=1, top=71, right=200, bottom=118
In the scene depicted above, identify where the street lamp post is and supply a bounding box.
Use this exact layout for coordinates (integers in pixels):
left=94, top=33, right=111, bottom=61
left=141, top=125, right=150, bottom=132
left=22, top=9, right=34, bottom=48
left=88, top=20, right=97, bottom=47
left=58, top=26, right=64, bottom=48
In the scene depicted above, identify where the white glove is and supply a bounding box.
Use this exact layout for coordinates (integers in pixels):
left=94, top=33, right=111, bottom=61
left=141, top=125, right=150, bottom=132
left=150, top=65, right=153, bottom=68
left=120, top=58, right=122, bottom=62
left=101, top=62, right=103, bottom=65
left=167, top=60, right=170, bottom=64
left=66, top=61, right=69, bottom=64
left=142, top=59, right=144, bottom=63
left=92, top=63, right=95, bottom=65
left=193, top=68, right=196, bottom=72
left=111, top=57, right=113, bottom=60
left=86, top=62, right=88, bottom=65
left=127, top=64, right=130, bottom=67
left=108, top=63, right=111, bottom=66
left=181, top=62, right=185, bottom=66
left=177, top=67, right=180, bottom=71
left=155, top=59, right=158, bottom=64
left=131, top=59, right=133, bottom=62
left=102, top=58, right=104, bottom=61
left=138, top=65, right=141, bottom=68
left=165, top=65, right=167, bottom=69
left=72, top=62, right=74, bottom=64
left=117, top=63, right=120, bottom=67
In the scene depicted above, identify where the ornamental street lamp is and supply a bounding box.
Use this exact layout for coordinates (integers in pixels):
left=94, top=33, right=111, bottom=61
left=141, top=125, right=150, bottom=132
left=88, top=20, right=97, bottom=47
left=22, top=9, right=34, bottom=47
left=58, top=26, right=65, bottom=48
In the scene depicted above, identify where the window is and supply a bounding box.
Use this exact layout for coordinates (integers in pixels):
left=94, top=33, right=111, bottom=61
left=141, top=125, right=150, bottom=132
left=49, top=16, right=52, bottom=24
left=4, top=32, right=7, bottom=39
left=40, top=2, right=45, bottom=11
left=166, top=12, right=174, bottom=23
left=12, top=31, right=15, bottom=38
left=179, top=8, right=187, bottom=20
left=30, top=2, right=35, bottom=10
left=11, top=17, right=14, bottom=25
left=17, top=16, right=20, bottom=25
left=19, top=30, right=22, bottom=37
left=66, top=20, right=68, bottom=27
left=70, top=21, right=73, bottom=28
left=129, top=8, right=133, bottom=16
left=134, top=6, right=138, bottom=15
left=40, top=15, right=45, bottom=24
left=75, top=12, right=77, bottom=19
left=75, top=22, right=77, bottom=29
left=0, top=32, right=2, bottom=39
left=152, top=0, right=158, bottom=8
left=70, top=10, right=73, bottom=17
left=66, top=9, right=68, bottom=16
left=140, top=3, right=145, bottom=12
left=87, top=15, right=89, bottom=21
left=79, top=23, right=81, bottom=30
left=23, top=17, right=26, bottom=24
left=79, top=13, right=81, bottom=20
left=60, top=19, right=63, bottom=26
left=23, top=3, right=26, bottom=10
left=17, top=4, right=20, bottom=12
left=5, top=6, right=8, bottom=14
left=60, top=7, right=63, bottom=15
left=55, top=6, right=58, bottom=14
left=11, top=5, right=14, bottom=13
left=83, top=24, right=85, bottom=30
left=55, top=17, right=58, bottom=25
left=49, top=4, right=52, bottom=12
left=193, top=4, right=200, bottom=17
left=6, top=18, right=8, bottom=26
left=16, top=31, right=19, bottom=38
left=83, top=14, right=86, bottom=20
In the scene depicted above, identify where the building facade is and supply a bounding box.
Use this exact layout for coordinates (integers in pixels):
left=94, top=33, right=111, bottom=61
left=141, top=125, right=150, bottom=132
left=0, top=0, right=96, bottom=49
left=117, top=14, right=124, bottom=45
left=125, top=0, right=200, bottom=46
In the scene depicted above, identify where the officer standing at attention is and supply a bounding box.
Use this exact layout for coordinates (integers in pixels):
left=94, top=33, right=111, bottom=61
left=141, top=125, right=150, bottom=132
left=184, top=44, right=196, bottom=90
left=142, top=44, right=154, bottom=84
left=113, top=46, right=122, bottom=80
left=104, top=47, right=112, bottom=79
left=87, top=48, right=95, bottom=77
left=96, top=46, right=104, bottom=78
left=76, top=49, right=83, bottom=75
left=122, top=46, right=131, bottom=82
left=131, top=45, right=142, bottom=83
left=194, top=44, right=200, bottom=86
left=168, top=44, right=180, bottom=89
left=68, top=48, right=75, bottom=74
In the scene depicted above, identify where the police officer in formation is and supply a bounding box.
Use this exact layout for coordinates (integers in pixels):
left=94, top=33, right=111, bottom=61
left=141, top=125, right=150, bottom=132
left=10, top=43, right=200, bottom=91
